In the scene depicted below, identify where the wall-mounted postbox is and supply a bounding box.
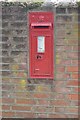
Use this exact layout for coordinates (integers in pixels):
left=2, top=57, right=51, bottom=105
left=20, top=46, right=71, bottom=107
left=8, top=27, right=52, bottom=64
left=29, top=12, right=54, bottom=79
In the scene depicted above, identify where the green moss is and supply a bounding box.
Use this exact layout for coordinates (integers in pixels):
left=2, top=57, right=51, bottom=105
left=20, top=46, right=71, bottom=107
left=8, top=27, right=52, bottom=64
left=27, top=2, right=43, bottom=10
left=1, top=1, right=43, bottom=7
left=1, top=1, right=43, bottom=12
left=77, top=2, right=80, bottom=7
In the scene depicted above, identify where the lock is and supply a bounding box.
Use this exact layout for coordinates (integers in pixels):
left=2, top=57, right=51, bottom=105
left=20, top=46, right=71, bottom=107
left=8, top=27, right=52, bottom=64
left=36, top=55, right=42, bottom=59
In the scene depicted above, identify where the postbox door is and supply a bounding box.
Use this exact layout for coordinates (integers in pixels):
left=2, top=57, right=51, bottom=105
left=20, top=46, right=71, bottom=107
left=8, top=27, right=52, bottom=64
left=30, top=34, right=53, bottom=78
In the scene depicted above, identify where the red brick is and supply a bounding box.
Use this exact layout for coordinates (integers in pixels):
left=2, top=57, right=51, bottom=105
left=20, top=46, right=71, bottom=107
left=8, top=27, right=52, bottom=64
left=79, top=87, right=80, bottom=92
left=55, top=107, right=65, bottom=113
left=36, top=114, right=47, bottom=118
left=78, top=46, right=80, bottom=51
left=34, top=106, right=47, bottom=113
left=54, top=94, right=64, bottom=99
left=15, top=112, right=34, bottom=118
left=56, top=73, right=64, bottom=79
left=0, top=99, right=2, bottom=103
left=68, top=39, right=78, bottom=44
left=62, top=59, right=71, bottom=65
left=65, top=46, right=73, bottom=51
left=2, top=98, right=14, bottom=104
left=0, top=111, right=2, bottom=117
left=33, top=93, right=50, bottom=99
left=49, top=114, right=67, bottom=118
left=12, top=106, right=31, bottom=111
left=79, top=60, right=80, bottom=64
left=71, top=60, right=78, bottom=65
left=73, top=87, right=78, bottom=92
left=72, top=46, right=78, bottom=51
left=71, top=101, right=78, bottom=106
left=2, top=84, right=13, bottom=91
left=64, top=73, right=71, bottom=79
left=2, top=78, right=11, bottom=83
left=2, top=112, right=15, bottom=117
left=72, top=73, right=78, bottom=79
left=67, top=66, right=78, bottom=72
left=2, top=105, right=10, bottom=110
left=56, top=72, right=71, bottom=80
left=67, top=52, right=78, bottom=59
left=56, top=66, right=65, bottom=72
left=2, top=91, right=7, bottom=98
left=56, top=30, right=65, bottom=37
left=16, top=99, right=35, bottom=105
left=15, top=92, right=31, bottom=98
left=67, top=80, right=78, bottom=86
left=55, top=81, right=65, bottom=87
left=38, top=100, right=50, bottom=106
left=79, top=52, right=80, bottom=56
left=56, top=73, right=70, bottom=80
left=36, top=85, right=51, bottom=92
left=67, top=94, right=78, bottom=100
left=79, top=74, right=80, bottom=79
left=54, top=87, right=71, bottom=93
left=68, top=114, right=78, bottom=118
left=12, top=78, right=21, bottom=84
left=51, top=100, right=68, bottom=106
left=65, top=107, right=78, bottom=113
left=56, top=46, right=65, bottom=52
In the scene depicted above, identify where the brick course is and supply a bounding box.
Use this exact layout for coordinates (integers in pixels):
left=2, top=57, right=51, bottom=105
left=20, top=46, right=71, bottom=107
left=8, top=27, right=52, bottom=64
left=1, top=3, right=79, bottom=118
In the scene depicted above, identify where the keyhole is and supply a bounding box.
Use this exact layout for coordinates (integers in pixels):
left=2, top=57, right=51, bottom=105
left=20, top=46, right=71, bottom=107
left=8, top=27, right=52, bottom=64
left=37, top=55, right=41, bottom=59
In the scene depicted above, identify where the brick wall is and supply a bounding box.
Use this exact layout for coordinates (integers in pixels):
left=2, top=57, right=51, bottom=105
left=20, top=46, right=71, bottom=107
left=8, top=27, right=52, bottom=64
left=0, top=3, right=2, bottom=119
left=1, top=3, right=78, bottom=118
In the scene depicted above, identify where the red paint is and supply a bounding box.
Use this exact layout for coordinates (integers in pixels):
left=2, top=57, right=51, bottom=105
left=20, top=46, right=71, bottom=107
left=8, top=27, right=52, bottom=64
left=29, top=12, right=54, bottom=79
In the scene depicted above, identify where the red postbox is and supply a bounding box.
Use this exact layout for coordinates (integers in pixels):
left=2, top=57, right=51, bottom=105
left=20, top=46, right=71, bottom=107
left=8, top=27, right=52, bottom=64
left=29, top=12, right=54, bottom=79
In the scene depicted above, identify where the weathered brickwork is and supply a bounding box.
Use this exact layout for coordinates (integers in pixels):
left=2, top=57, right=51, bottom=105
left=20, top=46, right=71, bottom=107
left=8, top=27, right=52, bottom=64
left=1, top=3, right=79, bottom=118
